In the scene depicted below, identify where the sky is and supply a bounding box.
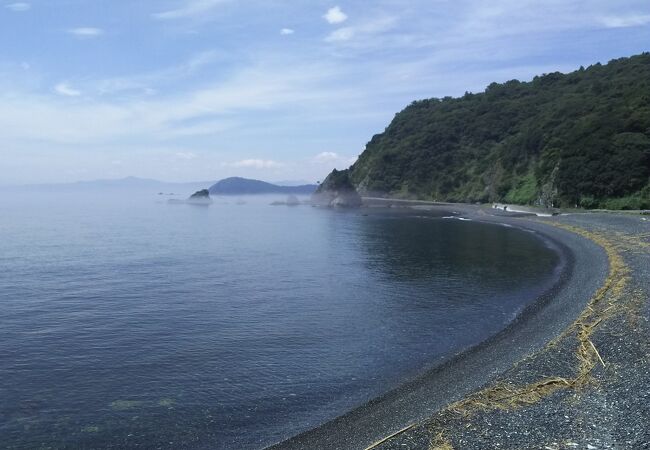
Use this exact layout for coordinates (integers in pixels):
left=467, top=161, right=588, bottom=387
left=1, top=0, right=649, bottom=185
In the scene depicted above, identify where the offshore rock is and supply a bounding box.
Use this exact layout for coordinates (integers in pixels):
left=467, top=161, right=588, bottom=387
left=187, top=189, right=212, bottom=205
left=311, top=169, right=362, bottom=208
left=168, top=189, right=212, bottom=205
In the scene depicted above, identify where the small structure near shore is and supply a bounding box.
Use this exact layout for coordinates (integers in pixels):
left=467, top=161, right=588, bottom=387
left=492, top=203, right=558, bottom=216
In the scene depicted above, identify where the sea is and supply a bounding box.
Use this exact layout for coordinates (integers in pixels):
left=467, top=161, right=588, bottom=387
left=0, top=190, right=560, bottom=449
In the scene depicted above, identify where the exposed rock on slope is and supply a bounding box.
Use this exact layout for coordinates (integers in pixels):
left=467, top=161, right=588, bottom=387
left=311, top=169, right=362, bottom=207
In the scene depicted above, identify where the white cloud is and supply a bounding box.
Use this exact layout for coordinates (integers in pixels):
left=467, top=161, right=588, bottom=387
left=325, top=27, right=355, bottom=42
left=313, top=152, right=357, bottom=167
left=54, top=83, right=81, bottom=97
left=153, top=0, right=228, bottom=20
left=67, top=28, right=104, bottom=38
left=324, top=6, right=348, bottom=24
left=94, top=50, right=221, bottom=96
left=280, top=28, right=295, bottom=35
left=599, top=14, right=650, bottom=28
left=448, top=0, right=600, bottom=42
left=226, top=159, right=284, bottom=169
left=162, top=119, right=235, bottom=138
left=184, top=50, right=221, bottom=71
left=313, top=151, right=340, bottom=163
left=175, top=151, right=198, bottom=160
left=0, top=59, right=349, bottom=146
left=5, top=2, right=30, bottom=11
left=325, top=16, right=397, bottom=43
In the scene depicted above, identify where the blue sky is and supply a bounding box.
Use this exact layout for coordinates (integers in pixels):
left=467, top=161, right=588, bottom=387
left=1, top=0, right=649, bottom=184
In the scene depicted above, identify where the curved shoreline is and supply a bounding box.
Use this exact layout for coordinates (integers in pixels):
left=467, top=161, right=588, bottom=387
left=269, top=205, right=609, bottom=450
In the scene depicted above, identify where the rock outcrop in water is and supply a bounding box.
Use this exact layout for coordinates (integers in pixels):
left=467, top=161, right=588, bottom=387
left=189, top=189, right=210, bottom=199
left=187, top=189, right=212, bottom=205
left=311, top=169, right=362, bottom=208
left=168, top=189, right=212, bottom=205
left=270, top=195, right=302, bottom=206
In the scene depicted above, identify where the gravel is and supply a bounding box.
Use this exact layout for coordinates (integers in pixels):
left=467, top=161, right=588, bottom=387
left=270, top=207, right=649, bottom=450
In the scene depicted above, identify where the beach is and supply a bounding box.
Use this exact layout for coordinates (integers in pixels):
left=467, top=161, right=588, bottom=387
left=270, top=205, right=649, bottom=449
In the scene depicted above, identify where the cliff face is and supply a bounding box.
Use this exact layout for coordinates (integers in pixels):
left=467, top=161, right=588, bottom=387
left=329, top=53, right=650, bottom=209
left=312, top=169, right=362, bottom=207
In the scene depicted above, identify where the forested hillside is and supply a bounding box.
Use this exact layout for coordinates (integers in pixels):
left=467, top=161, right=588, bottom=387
left=209, top=177, right=317, bottom=195
left=342, top=53, right=650, bottom=209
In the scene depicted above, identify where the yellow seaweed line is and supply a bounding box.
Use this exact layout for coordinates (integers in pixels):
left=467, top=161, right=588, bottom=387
left=449, top=222, right=629, bottom=415
left=364, top=423, right=417, bottom=450
left=365, top=222, right=629, bottom=450
left=365, top=221, right=630, bottom=449
left=429, top=431, right=454, bottom=450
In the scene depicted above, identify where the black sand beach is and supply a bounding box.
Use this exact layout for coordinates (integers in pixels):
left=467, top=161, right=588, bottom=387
left=270, top=205, right=649, bottom=450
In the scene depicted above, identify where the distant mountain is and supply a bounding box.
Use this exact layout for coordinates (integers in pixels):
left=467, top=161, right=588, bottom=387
left=273, top=179, right=316, bottom=187
left=5, top=177, right=213, bottom=195
left=3, top=176, right=320, bottom=197
left=208, top=177, right=318, bottom=195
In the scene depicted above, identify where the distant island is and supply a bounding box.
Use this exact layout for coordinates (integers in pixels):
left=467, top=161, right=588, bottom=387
left=2, top=176, right=320, bottom=198
left=317, top=53, right=650, bottom=210
left=209, top=177, right=318, bottom=195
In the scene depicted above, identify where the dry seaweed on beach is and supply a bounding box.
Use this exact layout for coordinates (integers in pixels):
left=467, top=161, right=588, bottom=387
left=377, top=213, right=649, bottom=450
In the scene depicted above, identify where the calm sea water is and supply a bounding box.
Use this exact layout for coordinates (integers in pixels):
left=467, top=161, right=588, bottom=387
left=0, top=191, right=560, bottom=449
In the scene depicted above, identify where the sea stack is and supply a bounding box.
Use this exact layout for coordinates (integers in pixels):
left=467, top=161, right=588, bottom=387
left=311, top=169, right=362, bottom=208
left=186, top=189, right=213, bottom=205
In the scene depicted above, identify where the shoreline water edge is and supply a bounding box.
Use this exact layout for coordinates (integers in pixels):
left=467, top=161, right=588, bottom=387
left=269, top=202, right=613, bottom=450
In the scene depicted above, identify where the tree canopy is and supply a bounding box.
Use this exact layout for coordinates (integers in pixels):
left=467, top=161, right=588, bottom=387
left=344, top=53, right=650, bottom=209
